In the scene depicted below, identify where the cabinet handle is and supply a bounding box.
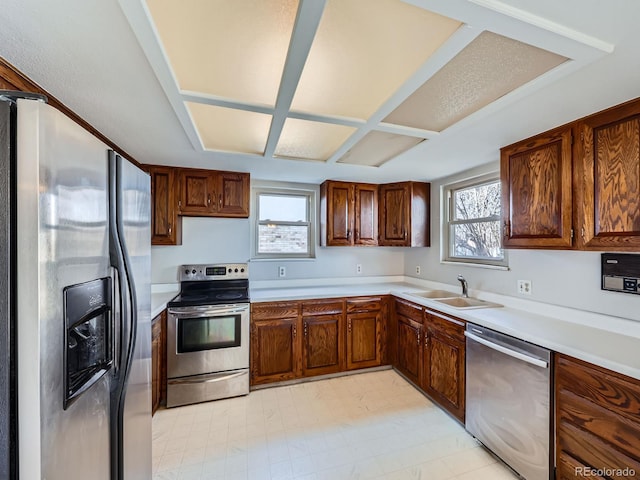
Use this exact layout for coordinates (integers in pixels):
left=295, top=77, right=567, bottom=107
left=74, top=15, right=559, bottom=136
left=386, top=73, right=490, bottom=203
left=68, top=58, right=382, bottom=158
left=293, top=324, right=297, bottom=338
left=304, top=322, right=308, bottom=337
left=207, top=194, right=211, bottom=206
left=168, top=223, right=172, bottom=235
left=503, top=221, right=510, bottom=238
left=348, top=320, right=352, bottom=333
left=416, top=331, right=421, bottom=346
left=347, top=230, right=351, bottom=240
left=219, top=193, right=222, bottom=209
left=404, top=230, right=407, bottom=241
left=424, top=334, right=428, bottom=348
left=581, top=227, right=585, bottom=240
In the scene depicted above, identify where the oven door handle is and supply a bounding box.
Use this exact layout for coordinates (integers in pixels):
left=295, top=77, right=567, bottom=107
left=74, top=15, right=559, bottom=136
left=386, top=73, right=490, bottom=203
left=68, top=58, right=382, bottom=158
left=168, top=370, right=247, bottom=385
left=168, top=306, right=249, bottom=317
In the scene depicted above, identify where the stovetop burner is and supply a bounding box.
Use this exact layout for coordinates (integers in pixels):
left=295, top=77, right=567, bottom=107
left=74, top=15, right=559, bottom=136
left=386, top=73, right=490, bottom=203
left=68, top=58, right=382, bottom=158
left=167, top=263, right=250, bottom=308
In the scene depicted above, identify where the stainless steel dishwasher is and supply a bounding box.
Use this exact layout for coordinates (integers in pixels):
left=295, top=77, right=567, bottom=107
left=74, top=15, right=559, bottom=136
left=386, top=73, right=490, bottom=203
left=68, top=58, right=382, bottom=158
left=465, top=323, right=552, bottom=480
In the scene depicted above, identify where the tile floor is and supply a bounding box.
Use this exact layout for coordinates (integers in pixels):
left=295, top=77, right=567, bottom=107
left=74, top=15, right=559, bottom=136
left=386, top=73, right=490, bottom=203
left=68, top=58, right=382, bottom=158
left=152, top=370, right=518, bottom=480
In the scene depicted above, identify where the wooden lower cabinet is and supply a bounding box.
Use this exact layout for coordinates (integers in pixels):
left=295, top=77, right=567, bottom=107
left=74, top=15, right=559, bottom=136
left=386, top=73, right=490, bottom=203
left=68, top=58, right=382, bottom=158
left=422, top=311, right=465, bottom=423
left=555, top=354, right=640, bottom=479
left=394, top=298, right=423, bottom=385
left=250, top=302, right=301, bottom=385
left=301, top=300, right=344, bottom=377
left=250, top=296, right=387, bottom=386
left=151, top=310, right=166, bottom=415
left=346, top=297, right=384, bottom=370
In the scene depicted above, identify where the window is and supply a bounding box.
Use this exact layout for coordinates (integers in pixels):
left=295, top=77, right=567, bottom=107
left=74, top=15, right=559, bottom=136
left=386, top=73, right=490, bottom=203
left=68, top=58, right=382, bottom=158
left=443, top=176, right=506, bottom=267
left=253, top=186, right=315, bottom=259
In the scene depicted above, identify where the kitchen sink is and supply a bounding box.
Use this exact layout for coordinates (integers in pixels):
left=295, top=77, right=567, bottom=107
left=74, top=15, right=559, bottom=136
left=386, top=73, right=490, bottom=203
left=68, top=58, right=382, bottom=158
left=433, top=297, right=502, bottom=309
left=406, top=290, right=458, bottom=299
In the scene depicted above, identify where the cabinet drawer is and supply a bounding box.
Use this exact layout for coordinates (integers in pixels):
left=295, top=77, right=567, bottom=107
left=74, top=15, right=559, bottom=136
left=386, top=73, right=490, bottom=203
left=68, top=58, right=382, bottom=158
left=251, top=301, right=299, bottom=320
left=557, top=452, right=607, bottom=480
left=425, top=311, right=465, bottom=342
left=302, top=299, right=344, bottom=316
left=394, top=298, right=422, bottom=321
left=346, top=296, right=382, bottom=313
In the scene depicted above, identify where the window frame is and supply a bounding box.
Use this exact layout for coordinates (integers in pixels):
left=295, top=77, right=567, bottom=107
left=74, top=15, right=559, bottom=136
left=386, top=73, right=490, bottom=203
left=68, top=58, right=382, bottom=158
left=251, top=184, right=316, bottom=260
left=442, top=174, right=508, bottom=268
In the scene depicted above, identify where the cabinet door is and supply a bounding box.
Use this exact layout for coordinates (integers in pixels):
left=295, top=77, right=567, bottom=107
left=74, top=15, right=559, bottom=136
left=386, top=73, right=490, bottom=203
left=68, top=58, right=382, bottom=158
left=354, top=184, right=378, bottom=246
left=324, top=181, right=354, bottom=246
left=501, top=127, right=573, bottom=248
left=151, top=311, right=165, bottom=415
left=149, top=166, right=181, bottom=245
left=179, top=169, right=214, bottom=215
left=302, top=313, right=344, bottom=376
left=576, top=100, right=640, bottom=249
left=250, top=318, right=300, bottom=385
left=423, top=313, right=465, bottom=422
left=216, top=172, right=250, bottom=217
left=379, top=183, right=410, bottom=246
left=346, top=311, right=381, bottom=370
left=396, top=314, right=422, bottom=385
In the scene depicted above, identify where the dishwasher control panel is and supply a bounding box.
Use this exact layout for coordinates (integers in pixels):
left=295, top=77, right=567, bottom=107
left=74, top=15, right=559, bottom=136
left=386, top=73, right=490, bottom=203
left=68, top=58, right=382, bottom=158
left=602, top=253, right=640, bottom=295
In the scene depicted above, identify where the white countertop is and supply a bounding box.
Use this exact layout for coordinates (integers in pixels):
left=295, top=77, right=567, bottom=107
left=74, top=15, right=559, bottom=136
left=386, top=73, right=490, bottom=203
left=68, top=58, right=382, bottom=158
left=250, top=277, right=640, bottom=381
left=151, top=284, right=179, bottom=319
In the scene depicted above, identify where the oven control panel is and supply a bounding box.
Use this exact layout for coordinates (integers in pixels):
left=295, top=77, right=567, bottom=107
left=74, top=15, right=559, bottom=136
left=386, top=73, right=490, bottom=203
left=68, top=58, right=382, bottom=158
left=180, top=263, right=248, bottom=281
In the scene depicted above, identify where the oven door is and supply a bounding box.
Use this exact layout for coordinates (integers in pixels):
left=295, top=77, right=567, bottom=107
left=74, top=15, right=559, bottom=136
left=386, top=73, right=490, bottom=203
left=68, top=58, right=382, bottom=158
left=167, top=304, right=249, bottom=379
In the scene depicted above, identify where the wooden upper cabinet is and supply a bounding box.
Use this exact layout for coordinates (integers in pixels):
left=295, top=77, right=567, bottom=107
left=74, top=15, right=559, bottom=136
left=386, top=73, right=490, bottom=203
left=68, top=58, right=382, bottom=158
left=148, top=165, right=182, bottom=245
left=501, top=127, right=573, bottom=249
left=216, top=171, right=250, bottom=217
left=575, top=99, right=640, bottom=249
left=178, top=167, right=250, bottom=218
left=379, top=182, right=430, bottom=247
left=320, top=180, right=378, bottom=246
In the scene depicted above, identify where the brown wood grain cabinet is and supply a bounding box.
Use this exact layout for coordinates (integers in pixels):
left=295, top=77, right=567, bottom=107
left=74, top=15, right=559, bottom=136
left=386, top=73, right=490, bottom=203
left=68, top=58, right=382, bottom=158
left=575, top=99, right=640, bottom=250
left=379, top=182, right=430, bottom=247
left=320, top=180, right=378, bottom=246
left=555, top=354, right=640, bottom=479
left=151, top=310, right=166, bottom=415
left=178, top=167, right=250, bottom=218
left=250, top=302, right=301, bottom=385
left=394, top=298, right=424, bottom=385
left=148, top=166, right=182, bottom=245
left=501, top=127, right=573, bottom=249
left=345, top=297, right=384, bottom=370
left=301, top=300, right=344, bottom=377
left=422, top=310, right=466, bottom=423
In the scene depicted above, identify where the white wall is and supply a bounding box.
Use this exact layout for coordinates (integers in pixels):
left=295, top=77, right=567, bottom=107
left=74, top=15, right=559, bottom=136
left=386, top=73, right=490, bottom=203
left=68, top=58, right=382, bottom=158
left=403, top=163, right=640, bottom=322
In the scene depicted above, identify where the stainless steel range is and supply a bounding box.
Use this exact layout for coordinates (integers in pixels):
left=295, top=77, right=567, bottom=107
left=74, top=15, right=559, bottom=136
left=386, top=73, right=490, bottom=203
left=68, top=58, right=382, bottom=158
left=166, top=263, right=250, bottom=408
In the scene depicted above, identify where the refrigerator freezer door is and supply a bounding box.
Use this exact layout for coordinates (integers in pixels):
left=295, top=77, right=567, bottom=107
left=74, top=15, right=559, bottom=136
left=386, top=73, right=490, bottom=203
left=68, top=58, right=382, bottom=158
left=115, top=154, right=152, bottom=480
left=16, top=99, right=112, bottom=479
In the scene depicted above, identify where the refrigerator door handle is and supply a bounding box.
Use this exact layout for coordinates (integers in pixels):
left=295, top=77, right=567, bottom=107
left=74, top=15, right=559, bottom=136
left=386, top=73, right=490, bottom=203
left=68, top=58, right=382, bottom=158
left=108, top=150, right=138, bottom=480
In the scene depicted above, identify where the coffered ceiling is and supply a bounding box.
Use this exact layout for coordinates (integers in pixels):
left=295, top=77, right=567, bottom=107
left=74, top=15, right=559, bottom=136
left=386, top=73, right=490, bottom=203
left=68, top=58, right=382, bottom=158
left=1, top=0, right=638, bottom=183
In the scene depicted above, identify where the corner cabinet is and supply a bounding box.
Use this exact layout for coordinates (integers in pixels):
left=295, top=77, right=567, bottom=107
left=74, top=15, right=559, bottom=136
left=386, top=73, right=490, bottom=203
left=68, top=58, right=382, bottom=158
left=379, top=182, right=430, bottom=247
left=575, top=99, right=640, bottom=249
left=178, top=168, right=250, bottom=218
left=320, top=180, right=378, bottom=246
left=500, top=127, right=573, bottom=249
left=148, top=166, right=181, bottom=245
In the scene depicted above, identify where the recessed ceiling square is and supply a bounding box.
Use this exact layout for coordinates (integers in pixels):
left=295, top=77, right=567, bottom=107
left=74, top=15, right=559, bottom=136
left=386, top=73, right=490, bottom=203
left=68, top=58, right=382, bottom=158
left=338, top=131, right=425, bottom=167
left=275, top=119, right=357, bottom=161
left=290, top=0, right=462, bottom=119
left=383, top=31, right=569, bottom=131
left=146, top=0, right=298, bottom=106
left=186, top=102, right=272, bottom=154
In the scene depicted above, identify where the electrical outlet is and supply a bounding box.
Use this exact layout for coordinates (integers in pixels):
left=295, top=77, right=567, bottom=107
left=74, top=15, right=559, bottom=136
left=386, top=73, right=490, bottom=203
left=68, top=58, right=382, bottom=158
left=356, top=264, right=362, bottom=274
left=517, top=280, right=532, bottom=295
left=415, top=266, right=421, bottom=275
left=278, top=266, right=286, bottom=278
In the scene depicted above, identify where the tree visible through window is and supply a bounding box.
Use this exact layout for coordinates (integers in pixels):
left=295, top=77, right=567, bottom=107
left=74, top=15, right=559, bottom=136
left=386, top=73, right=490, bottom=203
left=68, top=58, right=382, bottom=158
left=446, top=179, right=504, bottom=264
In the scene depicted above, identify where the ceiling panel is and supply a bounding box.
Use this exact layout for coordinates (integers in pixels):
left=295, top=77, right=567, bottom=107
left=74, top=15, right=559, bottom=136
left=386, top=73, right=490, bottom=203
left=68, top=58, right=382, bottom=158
left=338, top=131, right=425, bottom=167
left=147, top=0, right=298, bottom=106
left=275, top=118, right=357, bottom=161
left=290, top=0, right=462, bottom=119
left=383, top=31, right=568, bottom=131
left=186, top=102, right=272, bottom=154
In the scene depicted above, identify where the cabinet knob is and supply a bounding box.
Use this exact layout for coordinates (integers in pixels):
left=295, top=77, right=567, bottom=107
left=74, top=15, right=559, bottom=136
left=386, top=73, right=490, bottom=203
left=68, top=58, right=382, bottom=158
left=219, top=193, right=222, bottom=209
left=404, top=230, right=407, bottom=241
left=168, top=223, right=172, bottom=235
left=304, top=322, right=308, bottom=337
left=416, top=331, right=421, bottom=346
left=503, top=221, right=510, bottom=238
left=293, top=324, right=297, bottom=338
left=207, top=194, right=211, bottom=205
left=348, top=320, right=352, bottom=333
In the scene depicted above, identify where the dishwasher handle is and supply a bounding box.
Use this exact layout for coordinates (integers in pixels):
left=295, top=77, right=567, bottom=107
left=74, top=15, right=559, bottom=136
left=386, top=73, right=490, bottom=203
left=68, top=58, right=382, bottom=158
left=465, top=331, right=549, bottom=369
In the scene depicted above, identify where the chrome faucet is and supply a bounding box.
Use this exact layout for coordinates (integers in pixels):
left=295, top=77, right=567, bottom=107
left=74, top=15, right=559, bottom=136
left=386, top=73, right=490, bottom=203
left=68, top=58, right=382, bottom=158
left=457, top=275, right=469, bottom=298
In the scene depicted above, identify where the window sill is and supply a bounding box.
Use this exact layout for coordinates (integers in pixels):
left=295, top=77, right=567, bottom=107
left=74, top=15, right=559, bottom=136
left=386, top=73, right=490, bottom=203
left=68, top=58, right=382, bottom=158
left=440, top=260, right=509, bottom=271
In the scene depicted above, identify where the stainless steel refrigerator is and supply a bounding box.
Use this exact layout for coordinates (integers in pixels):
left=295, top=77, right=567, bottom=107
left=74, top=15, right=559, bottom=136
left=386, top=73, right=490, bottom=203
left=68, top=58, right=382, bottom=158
left=0, top=92, right=152, bottom=479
